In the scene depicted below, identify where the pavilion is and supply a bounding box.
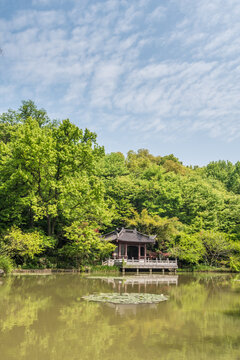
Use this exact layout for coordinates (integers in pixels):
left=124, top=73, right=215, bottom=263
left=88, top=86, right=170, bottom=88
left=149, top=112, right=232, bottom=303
left=103, top=228, right=156, bottom=260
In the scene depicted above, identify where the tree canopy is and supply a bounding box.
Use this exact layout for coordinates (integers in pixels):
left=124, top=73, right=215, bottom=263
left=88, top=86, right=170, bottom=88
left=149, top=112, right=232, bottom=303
left=0, top=100, right=240, bottom=270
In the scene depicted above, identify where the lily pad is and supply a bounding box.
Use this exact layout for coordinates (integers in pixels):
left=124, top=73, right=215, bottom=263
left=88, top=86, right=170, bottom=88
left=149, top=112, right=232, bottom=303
left=82, top=293, right=168, bottom=305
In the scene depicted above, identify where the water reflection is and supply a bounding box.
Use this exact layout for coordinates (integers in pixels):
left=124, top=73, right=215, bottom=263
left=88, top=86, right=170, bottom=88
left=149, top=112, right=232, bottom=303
left=105, top=302, right=158, bottom=316
left=89, top=274, right=178, bottom=285
left=0, top=274, right=240, bottom=360
left=88, top=274, right=178, bottom=294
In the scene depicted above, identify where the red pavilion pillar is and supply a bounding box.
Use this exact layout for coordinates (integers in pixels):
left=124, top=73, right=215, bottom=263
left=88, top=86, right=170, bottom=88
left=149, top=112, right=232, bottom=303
left=118, top=243, right=121, bottom=259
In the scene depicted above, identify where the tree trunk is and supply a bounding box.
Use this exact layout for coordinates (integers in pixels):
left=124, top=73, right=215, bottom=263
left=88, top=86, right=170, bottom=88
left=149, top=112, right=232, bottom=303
left=51, top=218, right=56, bottom=236
left=47, top=215, right=51, bottom=236
left=29, top=207, right=34, bottom=228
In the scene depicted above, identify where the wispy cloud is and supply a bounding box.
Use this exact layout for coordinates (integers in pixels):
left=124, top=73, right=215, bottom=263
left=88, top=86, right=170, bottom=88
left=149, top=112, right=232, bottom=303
left=0, top=0, right=240, bottom=147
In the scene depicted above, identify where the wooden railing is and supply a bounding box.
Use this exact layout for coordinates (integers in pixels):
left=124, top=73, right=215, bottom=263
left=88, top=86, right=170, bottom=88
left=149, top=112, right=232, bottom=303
left=124, top=259, right=177, bottom=264
left=102, top=259, right=115, bottom=266
left=102, top=258, right=178, bottom=268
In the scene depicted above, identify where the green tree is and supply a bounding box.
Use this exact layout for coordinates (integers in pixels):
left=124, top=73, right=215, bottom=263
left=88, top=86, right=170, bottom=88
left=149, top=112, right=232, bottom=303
left=204, top=160, right=234, bottom=187
left=170, top=233, right=205, bottom=265
left=97, top=152, right=129, bottom=178
left=228, top=161, right=240, bottom=194
left=18, top=100, right=51, bottom=127
left=1, top=227, right=54, bottom=263
left=126, top=149, right=162, bottom=174
left=127, top=209, right=181, bottom=253
left=59, top=223, right=115, bottom=267
left=197, top=230, right=231, bottom=266
left=0, top=117, right=106, bottom=236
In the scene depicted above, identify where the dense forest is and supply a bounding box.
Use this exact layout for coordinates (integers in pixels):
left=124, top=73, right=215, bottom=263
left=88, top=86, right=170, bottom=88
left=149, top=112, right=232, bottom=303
left=0, top=101, right=240, bottom=272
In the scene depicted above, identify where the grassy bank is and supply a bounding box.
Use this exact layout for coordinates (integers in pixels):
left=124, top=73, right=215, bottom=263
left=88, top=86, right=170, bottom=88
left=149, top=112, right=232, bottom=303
left=2, top=263, right=237, bottom=275
left=177, top=265, right=232, bottom=272
left=7, top=265, right=120, bottom=275
left=88, top=265, right=120, bottom=273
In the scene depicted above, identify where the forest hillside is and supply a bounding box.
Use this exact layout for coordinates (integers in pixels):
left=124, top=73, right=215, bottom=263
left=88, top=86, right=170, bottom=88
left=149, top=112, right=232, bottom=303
left=0, top=101, right=239, bottom=271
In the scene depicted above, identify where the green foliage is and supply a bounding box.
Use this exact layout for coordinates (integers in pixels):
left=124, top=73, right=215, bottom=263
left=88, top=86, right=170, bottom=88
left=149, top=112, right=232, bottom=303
left=204, top=160, right=234, bottom=186
left=170, top=233, right=205, bottom=265
left=18, top=100, right=51, bottom=127
left=229, top=242, right=240, bottom=271
left=0, top=105, right=107, bottom=236
left=102, top=175, right=137, bottom=228
left=126, top=149, right=161, bottom=173
left=59, top=223, right=115, bottom=267
left=171, top=230, right=235, bottom=267
left=162, top=159, right=187, bottom=175
left=1, top=227, right=55, bottom=261
left=0, top=100, right=240, bottom=270
left=229, top=256, right=240, bottom=272
left=228, top=162, right=240, bottom=194
left=89, top=265, right=119, bottom=273
left=127, top=209, right=180, bottom=252
left=0, top=255, right=13, bottom=274
left=197, top=230, right=231, bottom=266
left=191, top=264, right=230, bottom=272
left=97, top=152, right=129, bottom=178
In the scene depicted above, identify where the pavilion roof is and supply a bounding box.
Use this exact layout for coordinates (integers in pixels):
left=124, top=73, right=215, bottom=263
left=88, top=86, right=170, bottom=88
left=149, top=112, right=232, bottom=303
left=103, top=228, right=156, bottom=244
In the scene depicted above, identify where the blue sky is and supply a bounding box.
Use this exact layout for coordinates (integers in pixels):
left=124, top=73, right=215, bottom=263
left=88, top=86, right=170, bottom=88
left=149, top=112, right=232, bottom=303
left=0, top=0, right=239, bottom=166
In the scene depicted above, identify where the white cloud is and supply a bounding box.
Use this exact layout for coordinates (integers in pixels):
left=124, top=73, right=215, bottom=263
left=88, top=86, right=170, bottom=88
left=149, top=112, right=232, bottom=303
left=0, top=0, right=240, bottom=144
left=146, top=6, right=166, bottom=22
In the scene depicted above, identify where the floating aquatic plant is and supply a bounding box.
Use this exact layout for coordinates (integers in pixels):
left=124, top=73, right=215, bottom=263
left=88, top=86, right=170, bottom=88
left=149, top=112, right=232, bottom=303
left=82, top=293, right=168, bottom=305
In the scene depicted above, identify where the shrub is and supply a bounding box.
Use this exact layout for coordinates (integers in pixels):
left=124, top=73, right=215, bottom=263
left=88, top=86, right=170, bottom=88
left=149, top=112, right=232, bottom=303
left=60, top=222, right=115, bottom=267
left=0, top=255, right=13, bottom=274
left=90, top=265, right=119, bottom=273
left=229, top=256, right=240, bottom=272
left=170, top=233, right=205, bottom=265
left=2, top=227, right=56, bottom=265
left=197, top=230, right=231, bottom=266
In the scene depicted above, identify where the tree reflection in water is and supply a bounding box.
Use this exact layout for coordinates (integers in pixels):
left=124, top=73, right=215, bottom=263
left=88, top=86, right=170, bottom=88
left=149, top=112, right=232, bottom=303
left=0, top=274, right=240, bottom=360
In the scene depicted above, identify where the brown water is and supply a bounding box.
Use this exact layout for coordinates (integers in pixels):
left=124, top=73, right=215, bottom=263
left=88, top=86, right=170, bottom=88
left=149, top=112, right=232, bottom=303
left=0, top=273, right=240, bottom=360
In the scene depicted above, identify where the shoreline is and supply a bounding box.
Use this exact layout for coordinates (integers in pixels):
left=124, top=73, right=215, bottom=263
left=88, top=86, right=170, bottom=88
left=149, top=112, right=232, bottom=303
left=7, top=267, right=236, bottom=275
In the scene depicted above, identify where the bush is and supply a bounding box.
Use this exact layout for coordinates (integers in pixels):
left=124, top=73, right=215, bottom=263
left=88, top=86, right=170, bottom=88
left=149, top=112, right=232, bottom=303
left=60, top=222, right=115, bottom=267
left=20, top=256, right=58, bottom=269
left=0, top=255, right=13, bottom=274
left=170, top=233, right=205, bottom=265
left=196, top=230, right=232, bottom=266
left=3, top=227, right=56, bottom=263
left=229, top=256, right=240, bottom=272
left=89, top=265, right=119, bottom=273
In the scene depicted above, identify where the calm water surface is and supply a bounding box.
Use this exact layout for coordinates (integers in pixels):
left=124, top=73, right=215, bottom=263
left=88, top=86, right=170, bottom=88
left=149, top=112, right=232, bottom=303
left=0, top=273, right=240, bottom=360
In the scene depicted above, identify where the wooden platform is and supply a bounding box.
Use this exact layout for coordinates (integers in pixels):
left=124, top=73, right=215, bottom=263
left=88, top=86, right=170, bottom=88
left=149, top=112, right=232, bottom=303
left=103, top=258, right=178, bottom=273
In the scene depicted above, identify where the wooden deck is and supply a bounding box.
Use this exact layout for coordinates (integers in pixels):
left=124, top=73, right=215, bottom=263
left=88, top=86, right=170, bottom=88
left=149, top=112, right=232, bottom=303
left=103, top=258, right=178, bottom=272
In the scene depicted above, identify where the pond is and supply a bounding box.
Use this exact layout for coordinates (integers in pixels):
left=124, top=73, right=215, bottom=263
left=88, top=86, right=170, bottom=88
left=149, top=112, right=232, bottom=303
left=0, top=273, right=240, bottom=360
